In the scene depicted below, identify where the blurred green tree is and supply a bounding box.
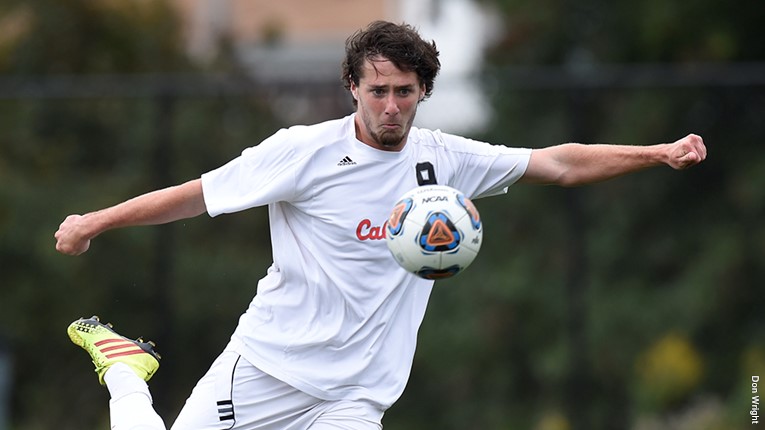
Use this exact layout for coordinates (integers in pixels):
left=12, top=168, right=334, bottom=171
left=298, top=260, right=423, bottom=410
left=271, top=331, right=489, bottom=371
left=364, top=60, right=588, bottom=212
left=0, top=1, right=279, bottom=428
left=385, top=1, right=765, bottom=429
left=1, top=1, right=763, bottom=429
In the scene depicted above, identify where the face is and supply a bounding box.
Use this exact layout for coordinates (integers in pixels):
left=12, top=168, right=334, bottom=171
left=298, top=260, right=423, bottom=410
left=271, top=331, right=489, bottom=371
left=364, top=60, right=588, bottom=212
left=351, top=57, right=425, bottom=151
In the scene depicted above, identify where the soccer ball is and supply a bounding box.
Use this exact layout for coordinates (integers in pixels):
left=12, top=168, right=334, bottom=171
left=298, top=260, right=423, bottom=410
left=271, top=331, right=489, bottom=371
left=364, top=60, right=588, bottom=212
left=385, top=185, right=483, bottom=280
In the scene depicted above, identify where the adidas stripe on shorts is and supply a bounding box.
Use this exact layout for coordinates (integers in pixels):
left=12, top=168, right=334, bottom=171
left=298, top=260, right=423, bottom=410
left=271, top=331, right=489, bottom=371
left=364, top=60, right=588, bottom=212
left=170, top=351, right=384, bottom=430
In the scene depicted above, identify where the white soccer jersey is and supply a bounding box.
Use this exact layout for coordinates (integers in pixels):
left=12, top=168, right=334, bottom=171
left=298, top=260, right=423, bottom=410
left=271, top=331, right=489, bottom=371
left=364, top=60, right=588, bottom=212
left=200, top=114, right=531, bottom=409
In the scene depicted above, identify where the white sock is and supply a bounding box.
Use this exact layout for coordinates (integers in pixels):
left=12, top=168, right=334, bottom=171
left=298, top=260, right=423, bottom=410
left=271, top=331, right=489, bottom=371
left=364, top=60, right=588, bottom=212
left=104, top=363, right=166, bottom=430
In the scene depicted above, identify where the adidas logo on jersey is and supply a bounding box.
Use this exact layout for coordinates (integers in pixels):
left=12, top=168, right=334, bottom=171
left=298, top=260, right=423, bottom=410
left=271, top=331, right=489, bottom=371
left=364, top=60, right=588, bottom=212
left=337, top=156, right=357, bottom=166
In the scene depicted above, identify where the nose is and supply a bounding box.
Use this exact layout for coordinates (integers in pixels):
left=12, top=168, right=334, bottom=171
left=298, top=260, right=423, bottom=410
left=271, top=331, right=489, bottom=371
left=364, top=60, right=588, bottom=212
left=384, top=94, right=400, bottom=116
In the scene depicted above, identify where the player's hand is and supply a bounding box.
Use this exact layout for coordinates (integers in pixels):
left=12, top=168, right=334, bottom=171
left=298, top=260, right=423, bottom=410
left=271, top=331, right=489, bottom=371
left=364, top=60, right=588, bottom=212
left=667, top=134, right=707, bottom=170
left=55, top=214, right=92, bottom=256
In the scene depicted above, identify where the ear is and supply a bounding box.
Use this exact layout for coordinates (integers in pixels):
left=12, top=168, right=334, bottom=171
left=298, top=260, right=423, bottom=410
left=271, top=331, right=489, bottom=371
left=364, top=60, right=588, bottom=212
left=350, top=78, right=359, bottom=101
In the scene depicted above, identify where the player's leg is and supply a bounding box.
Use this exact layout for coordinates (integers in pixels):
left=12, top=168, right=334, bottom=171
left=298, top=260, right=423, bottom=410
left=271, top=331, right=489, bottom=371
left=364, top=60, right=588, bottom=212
left=105, top=362, right=166, bottom=430
left=68, top=316, right=166, bottom=430
left=169, top=351, right=247, bottom=430
left=171, top=350, right=328, bottom=430
left=171, top=349, right=384, bottom=430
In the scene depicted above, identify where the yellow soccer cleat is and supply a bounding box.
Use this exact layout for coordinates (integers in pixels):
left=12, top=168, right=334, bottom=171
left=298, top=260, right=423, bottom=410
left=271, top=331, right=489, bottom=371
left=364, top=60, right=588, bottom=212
left=67, top=316, right=161, bottom=385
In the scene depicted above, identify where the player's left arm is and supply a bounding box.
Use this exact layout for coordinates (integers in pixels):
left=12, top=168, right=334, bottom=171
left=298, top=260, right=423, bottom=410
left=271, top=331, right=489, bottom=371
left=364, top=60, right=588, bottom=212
left=519, top=134, right=707, bottom=187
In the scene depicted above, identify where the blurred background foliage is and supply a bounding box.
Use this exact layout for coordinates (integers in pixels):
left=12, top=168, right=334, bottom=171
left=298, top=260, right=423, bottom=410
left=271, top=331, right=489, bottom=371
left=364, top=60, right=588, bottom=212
left=0, top=1, right=763, bottom=429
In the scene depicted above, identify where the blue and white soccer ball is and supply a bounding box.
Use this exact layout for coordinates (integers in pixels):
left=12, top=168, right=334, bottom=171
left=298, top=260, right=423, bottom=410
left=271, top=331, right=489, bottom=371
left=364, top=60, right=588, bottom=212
left=385, top=185, right=483, bottom=280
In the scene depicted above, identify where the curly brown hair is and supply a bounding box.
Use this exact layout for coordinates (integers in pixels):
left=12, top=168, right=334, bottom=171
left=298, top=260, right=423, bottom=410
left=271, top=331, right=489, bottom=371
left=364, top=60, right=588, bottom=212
left=341, top=21, right=441, bottom=107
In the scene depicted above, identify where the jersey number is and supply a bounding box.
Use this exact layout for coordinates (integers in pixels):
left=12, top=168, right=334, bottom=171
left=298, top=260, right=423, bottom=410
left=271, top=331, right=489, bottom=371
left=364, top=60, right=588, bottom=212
left=416, top=162, right=437, bottom=186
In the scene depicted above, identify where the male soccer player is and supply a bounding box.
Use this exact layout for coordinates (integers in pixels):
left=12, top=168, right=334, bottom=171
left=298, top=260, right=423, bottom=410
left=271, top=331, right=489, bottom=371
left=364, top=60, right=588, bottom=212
left=56, top=21, right=707, bottom=430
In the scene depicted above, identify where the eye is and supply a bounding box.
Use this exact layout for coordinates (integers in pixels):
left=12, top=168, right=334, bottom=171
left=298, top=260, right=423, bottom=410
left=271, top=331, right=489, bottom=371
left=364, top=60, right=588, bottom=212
left=398, top=88, right=412, bottom=96
left=372, top=88, right=386, bottom=97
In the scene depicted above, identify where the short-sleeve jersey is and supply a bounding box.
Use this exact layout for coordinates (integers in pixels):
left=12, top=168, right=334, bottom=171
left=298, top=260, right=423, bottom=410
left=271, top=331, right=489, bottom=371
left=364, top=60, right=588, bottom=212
left=201, top=114, right=530, bottom=409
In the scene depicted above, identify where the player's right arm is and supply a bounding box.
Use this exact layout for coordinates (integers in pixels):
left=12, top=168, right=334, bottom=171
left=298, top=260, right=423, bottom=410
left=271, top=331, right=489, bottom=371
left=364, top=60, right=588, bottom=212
left=55, top=179, right=206, bottom=256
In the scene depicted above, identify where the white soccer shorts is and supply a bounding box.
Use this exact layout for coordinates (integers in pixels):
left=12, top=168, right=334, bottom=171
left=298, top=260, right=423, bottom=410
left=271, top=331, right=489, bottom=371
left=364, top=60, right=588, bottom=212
left=170, top=350, right=384, bottom=430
